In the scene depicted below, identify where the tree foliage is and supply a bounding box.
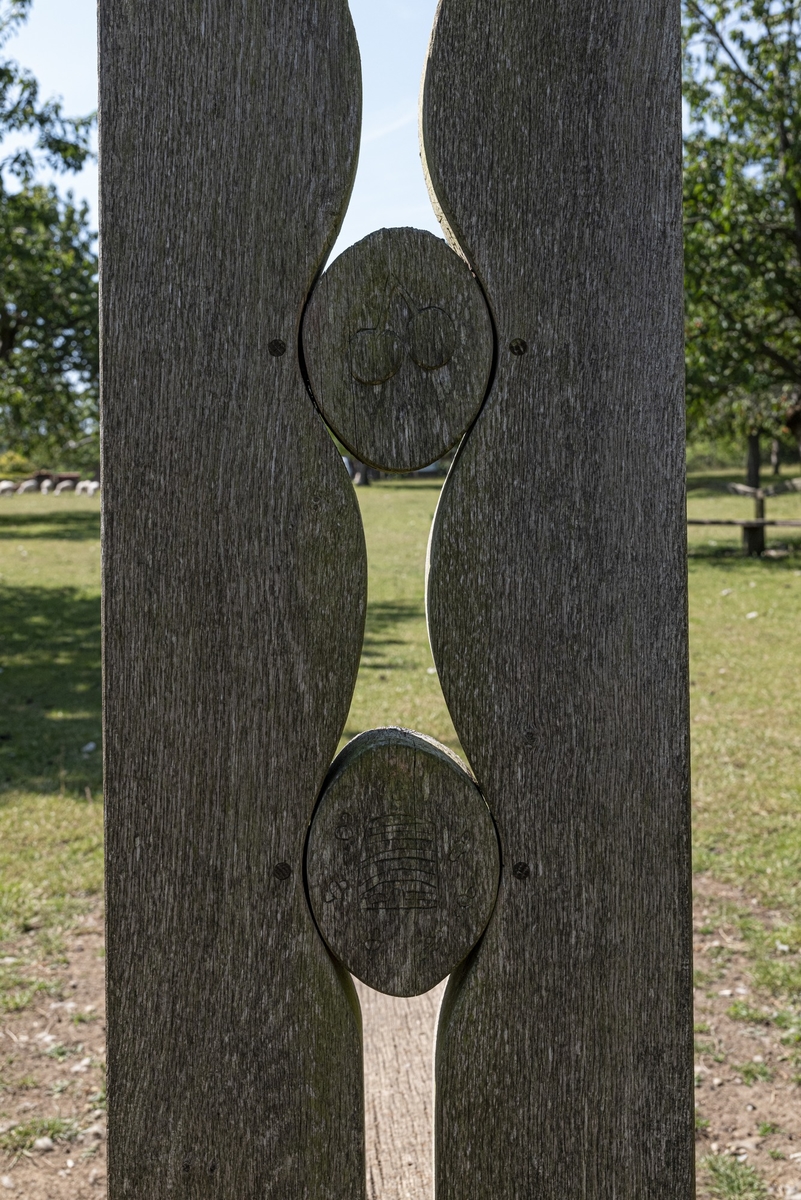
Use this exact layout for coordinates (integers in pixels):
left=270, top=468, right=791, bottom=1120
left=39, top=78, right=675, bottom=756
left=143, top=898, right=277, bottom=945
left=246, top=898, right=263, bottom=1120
left=0, top=0, right=97, bottom=465
left=683, top=0, right=801, bottom=447
left=0, top=0, right=93, bottom=182
left=0, top=187, right=98, bottom=459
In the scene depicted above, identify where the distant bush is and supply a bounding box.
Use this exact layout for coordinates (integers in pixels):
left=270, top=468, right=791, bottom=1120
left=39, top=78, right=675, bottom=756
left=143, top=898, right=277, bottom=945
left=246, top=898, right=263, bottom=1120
left=0, top=449, right=35, bottom=478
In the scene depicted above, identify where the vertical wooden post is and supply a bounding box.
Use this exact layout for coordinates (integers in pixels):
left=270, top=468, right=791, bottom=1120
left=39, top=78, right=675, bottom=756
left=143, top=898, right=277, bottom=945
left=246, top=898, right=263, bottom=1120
left=423, top=1, right=694, bottom=1196
left=100, top=2, right=367, bottom=1195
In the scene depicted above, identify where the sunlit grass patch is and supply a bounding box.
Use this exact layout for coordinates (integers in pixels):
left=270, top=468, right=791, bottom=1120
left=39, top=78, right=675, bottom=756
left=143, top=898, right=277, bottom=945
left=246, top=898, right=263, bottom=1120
left=0, top=1116, right=77, bottom=1155
left=702, top=1155, right=768, bottom=1199
left=0, top=791, right=103, bottom=1014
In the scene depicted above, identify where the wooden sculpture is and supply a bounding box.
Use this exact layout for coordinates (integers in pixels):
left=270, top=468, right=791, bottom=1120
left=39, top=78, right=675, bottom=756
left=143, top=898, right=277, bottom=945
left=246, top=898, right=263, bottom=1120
left=101, top=1, right=691, bottom=1195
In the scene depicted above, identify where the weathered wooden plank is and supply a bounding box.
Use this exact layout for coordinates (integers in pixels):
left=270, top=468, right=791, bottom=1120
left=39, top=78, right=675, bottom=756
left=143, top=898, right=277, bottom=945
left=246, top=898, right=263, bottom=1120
left=422, top=2, right=693, bottom=1196
left=100, top=2, right=367, bottom=1195
left=306, top=728, right=499, bottom=997
left=303, top=228, right=493, bottom=472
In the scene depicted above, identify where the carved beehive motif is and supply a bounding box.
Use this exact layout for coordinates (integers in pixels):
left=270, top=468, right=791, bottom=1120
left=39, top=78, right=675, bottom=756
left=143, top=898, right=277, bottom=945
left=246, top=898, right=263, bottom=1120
left=358, top=814, right=439, bottom=911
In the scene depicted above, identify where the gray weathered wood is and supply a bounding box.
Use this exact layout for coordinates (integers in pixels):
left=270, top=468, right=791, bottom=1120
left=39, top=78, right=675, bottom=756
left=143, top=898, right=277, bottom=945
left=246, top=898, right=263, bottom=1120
left=422, top=2, right=694, bottom=1196
left=100, top=3, right=367, bottom=1195
left=302, top=228, right=493, bottom=472
left=306, top=728, right=499, bottom=997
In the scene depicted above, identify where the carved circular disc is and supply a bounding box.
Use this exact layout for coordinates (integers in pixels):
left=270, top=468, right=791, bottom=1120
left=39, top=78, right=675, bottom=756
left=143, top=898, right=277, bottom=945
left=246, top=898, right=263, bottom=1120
left=302, top=228, right=494, bottom=473
left=305, top=728, right=499, bottom=997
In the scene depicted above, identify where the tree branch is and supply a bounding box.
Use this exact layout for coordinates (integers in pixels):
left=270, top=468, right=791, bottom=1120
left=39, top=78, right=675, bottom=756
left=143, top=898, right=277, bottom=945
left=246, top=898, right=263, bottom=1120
left=686, top=0, right=767, bottom=93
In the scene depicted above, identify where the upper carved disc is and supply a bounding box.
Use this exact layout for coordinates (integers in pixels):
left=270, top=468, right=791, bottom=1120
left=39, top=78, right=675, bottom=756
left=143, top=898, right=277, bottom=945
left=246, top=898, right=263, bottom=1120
left=305, top=728, right=500, bottom=997
left=302, top=228, right=494, bottom=472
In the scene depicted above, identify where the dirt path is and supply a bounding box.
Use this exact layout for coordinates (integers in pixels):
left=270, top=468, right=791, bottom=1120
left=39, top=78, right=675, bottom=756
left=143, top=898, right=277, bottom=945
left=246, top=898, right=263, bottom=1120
left=1, top=880, right=798, bottom=1198
left=0, top=913, right=106, bottom=1198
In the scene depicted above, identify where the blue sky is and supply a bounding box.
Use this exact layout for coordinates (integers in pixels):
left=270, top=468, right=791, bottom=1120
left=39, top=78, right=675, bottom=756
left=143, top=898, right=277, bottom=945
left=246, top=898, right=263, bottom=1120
left=7, top=0, right=443, bottom=255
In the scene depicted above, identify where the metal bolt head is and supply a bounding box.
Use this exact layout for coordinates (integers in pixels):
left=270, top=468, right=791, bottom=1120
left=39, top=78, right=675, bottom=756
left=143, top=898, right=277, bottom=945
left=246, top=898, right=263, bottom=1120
left=274, top=862, right=291, bottom=881
left=268, top=338, right=287, bottom=357
left=509, top=338, right=528, bottom=356
left=512, top=861, right=531, bottom=880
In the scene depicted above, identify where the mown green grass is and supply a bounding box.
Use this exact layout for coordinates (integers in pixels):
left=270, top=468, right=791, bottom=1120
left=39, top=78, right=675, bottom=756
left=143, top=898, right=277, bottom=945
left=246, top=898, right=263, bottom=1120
left=686, top=471, right=801, bottom=987
left=0, top=496, right=104, bottom=988
left=343, top=478, right=459, bottom=751
left=0, top=496, right=102, bottom=798
left=1, top=474, right=800, bottom=1009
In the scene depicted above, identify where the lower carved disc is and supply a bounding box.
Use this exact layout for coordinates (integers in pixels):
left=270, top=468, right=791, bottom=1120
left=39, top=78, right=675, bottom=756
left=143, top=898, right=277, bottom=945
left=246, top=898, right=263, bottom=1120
left=305, top=728, right=499, bottom=997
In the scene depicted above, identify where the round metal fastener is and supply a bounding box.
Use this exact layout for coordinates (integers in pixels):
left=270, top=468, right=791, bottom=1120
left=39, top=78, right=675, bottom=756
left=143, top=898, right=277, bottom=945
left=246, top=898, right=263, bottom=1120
left=512, top=861, right=531, bottom=880
left=268, top=338, right=287, bottom=357
left=273, top=862, right=292, bottom=881
left=509, top=338, right=528, bottom=356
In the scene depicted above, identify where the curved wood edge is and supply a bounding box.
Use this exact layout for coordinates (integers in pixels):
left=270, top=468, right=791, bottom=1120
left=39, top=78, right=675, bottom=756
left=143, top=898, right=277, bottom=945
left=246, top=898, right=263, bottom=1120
left=420, top=2, right=693, bottom=1197
left=321, top=726, right=477, bottom=790
left=100, top=2, right=368, bottom=1195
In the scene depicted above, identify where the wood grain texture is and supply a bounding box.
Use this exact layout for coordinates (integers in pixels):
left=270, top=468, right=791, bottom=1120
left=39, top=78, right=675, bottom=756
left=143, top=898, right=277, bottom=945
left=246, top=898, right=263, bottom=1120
left=306, top=728, right=499, bottom=997
left=356, top=979, right=446, bottom=1200
left=100, top=3, right=367, bottom=1196
left=302, top=228, right=493, bottom=472
left=422, top=2, right=693, bottom=1196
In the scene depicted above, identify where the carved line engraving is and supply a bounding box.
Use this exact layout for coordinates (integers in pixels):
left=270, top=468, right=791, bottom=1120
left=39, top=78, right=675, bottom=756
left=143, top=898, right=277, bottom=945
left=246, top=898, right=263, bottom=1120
left=335, top=811, right=356, bottom=841
left=348, top=278, right=456, bottom=386
left=358, top=815, right=439, bottom=910
left=448, top=831, right=472, bottom=861
left=324, top=879, right=350, bottom=903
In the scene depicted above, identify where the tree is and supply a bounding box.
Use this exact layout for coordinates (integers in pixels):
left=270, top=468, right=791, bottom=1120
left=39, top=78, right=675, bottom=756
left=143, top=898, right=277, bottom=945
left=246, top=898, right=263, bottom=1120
left=683, top=0, right=801, bottom=474
left=1, top=186, right=98, bottom=460
left=0, top=0, right=97, bottom=465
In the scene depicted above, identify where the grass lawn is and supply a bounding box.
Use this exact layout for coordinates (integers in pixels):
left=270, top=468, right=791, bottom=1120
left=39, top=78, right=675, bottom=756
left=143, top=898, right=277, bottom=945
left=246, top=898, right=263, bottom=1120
left=343, top=478, right=459, bottom=751
left=687, top=470, right=801, bottom=984
left=0, top=496, right=104, bottom=1012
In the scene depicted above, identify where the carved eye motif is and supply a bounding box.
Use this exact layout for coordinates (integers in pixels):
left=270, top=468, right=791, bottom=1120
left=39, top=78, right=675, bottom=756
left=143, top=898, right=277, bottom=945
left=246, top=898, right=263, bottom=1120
left=407, top=306, right=456, bottom=372
left=302, top=227, right=493, bottom=474
left=349, top=328, right=404, bottom=386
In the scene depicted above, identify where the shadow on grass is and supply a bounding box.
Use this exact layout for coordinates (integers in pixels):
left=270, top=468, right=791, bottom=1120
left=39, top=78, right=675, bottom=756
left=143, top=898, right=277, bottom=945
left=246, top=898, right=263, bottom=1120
left=686, top=470, right=745, bottom=497
left=360, top=600, right=424, bottom=670
left=368, top=478, right=445, bottom=491
left=687, top=468, right=801, bottom=498
left=0, top=585, right=102, bottom=796
left=688, top=538, right=801, bottom=563
left=0, top=509, right=100, bottom=542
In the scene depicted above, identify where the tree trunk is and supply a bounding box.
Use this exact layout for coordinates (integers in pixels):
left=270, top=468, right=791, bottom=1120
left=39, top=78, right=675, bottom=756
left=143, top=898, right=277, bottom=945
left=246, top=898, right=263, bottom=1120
left=771, top=438, right=781, bottom=476
left=744, top=432, right=765, bottom=555
left=350, top=456, right=371, bottom=486
left=746, top=432, right=761, bottom=489
left=785, top=406, right=801, bottom=464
